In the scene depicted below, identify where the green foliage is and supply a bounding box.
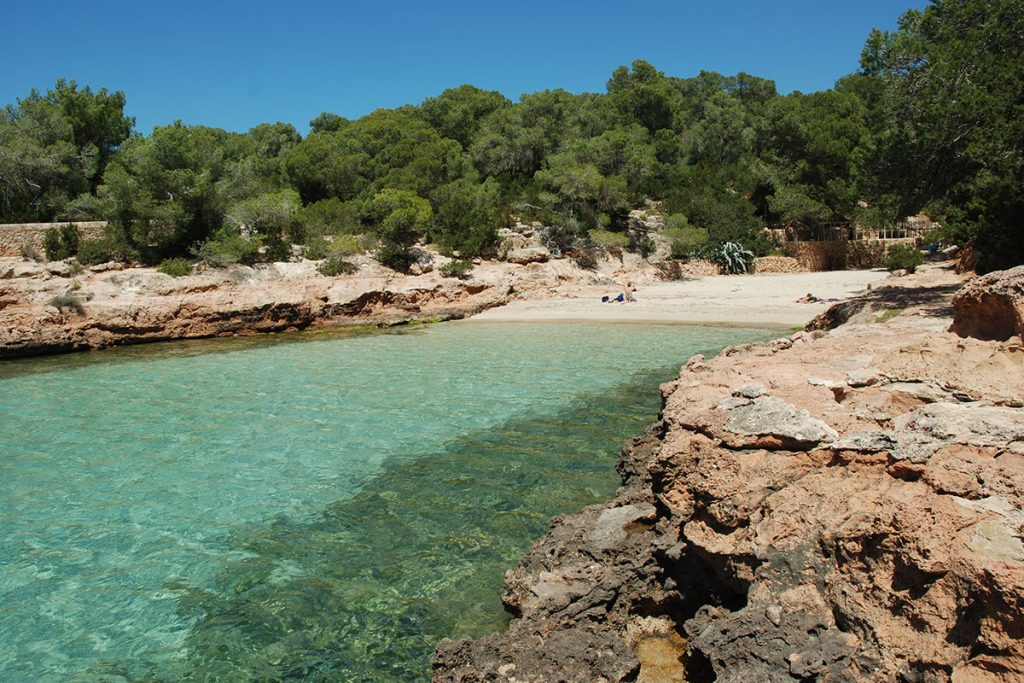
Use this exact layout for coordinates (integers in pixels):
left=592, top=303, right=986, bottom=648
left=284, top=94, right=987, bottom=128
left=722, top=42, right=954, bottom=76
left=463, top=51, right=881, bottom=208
left=662, top=214, right=709, bottom=258
left=195, top=229, right=264, bottom=267
left=306, top=234, right=360, bottom=261
left=285, top=110, right=467, bottom=205
left=429, top=178, right=501, bottom=256
left=368, top=189, right=432, bottom=245
left=376, top=243, right=416, bottom=272
left=884, top=243, right=924, bottom=273
left=42, top=223, right=80, bottom=260
left=418, top=85, right=510, bottom=149
left=860, top=0, right=1024, bottom=272
left=711, top=241, right=755, bottom=274
left=19, top=242, right=38, bottom=261
left=534, top=153, right=627, bottom=231
left=607, top=60, right=682, bottom=134
left=0, top=79, right=132, bottom=222
left=317, top=254, right=358, bottom=276
left=439, top=260, right=474, bottom=279
left=157, top=257, right=193, bottom=277
left=76, top=233, right=136, bottom=265
left=587, top=229, right=629, bottom=250
left=295, top=197, right=361, bottom=241
left=8, top=24, right=1016, bottom=275
left=42, top=227, right=63, bottom=260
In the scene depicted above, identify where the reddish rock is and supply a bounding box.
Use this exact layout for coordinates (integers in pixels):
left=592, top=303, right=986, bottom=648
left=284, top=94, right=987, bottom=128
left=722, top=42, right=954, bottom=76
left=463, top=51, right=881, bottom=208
left=434, top=265, right=1024, bottom=682
left=951, top=265, right=1024, bottom=341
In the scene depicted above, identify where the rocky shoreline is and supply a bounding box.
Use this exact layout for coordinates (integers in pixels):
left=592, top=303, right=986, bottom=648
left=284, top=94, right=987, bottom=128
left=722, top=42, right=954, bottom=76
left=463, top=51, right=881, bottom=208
left=433, top=264, right=1024, bottom=682
left=0, top=256, right=551, bottom=359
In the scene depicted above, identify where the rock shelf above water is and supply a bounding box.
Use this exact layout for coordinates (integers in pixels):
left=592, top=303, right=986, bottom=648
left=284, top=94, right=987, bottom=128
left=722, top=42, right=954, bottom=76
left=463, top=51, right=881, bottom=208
left=433, top=263, right=1024, bottom=682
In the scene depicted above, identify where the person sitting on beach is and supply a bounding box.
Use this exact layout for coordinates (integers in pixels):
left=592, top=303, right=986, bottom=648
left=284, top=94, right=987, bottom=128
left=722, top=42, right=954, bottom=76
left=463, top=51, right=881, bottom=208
left=602, top=282, right=637, bottom=303
left=625, top=282, right=637, bottom=302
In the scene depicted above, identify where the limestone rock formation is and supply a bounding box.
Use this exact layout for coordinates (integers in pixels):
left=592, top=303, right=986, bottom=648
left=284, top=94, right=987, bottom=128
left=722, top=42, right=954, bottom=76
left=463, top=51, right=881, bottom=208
left=434, top=265, right=1024, bottom=682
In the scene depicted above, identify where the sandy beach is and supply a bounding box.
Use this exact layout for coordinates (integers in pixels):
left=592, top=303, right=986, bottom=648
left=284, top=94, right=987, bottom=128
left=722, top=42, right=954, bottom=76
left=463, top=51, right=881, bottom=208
left=469, top=269, right=891, bottom=328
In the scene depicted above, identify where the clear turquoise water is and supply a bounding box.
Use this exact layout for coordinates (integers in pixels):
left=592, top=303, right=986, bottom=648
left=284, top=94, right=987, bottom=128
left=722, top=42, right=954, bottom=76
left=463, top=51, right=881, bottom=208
left=0, top=322, right=773, bottom=681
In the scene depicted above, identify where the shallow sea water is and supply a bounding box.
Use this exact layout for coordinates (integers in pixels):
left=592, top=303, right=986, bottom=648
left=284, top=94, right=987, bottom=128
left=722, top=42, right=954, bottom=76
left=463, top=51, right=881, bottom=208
left=0, top=321, right=774, bottom=681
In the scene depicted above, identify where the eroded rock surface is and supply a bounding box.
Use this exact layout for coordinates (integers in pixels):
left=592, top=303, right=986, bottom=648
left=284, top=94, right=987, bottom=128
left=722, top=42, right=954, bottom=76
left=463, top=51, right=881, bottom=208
left=434, top=264, right=1024, bottom=682
left=950, top=264, right=1024, bottom=341
left=0, top=255, right=616, bottom=358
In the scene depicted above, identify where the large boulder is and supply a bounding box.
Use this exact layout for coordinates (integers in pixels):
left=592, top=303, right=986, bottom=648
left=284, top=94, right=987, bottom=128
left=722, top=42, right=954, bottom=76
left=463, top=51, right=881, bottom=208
left=950, top=265, right=1024, bottom=341
left=505, top=246, right=551, bottom=265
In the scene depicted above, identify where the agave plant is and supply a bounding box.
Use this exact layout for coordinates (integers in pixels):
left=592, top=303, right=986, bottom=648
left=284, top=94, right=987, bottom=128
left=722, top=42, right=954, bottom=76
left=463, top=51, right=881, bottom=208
left=713, top=241, right=755, bottom=274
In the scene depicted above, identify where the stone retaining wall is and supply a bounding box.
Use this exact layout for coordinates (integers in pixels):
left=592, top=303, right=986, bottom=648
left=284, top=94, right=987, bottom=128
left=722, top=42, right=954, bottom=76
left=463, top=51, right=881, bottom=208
left=0, top=222, right=107, bottom=258
left=782, top=238, right=916, bottom=271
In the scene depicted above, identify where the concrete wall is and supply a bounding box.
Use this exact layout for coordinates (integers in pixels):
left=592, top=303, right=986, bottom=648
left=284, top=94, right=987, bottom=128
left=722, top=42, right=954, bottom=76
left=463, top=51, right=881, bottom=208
left=0, top=222, right=107, bottom=258
left=782, top=238, right=917, bottom=271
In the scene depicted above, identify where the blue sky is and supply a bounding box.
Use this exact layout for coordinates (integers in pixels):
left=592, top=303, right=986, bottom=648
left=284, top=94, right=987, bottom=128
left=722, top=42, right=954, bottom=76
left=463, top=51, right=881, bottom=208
left=2, top=0, right=928, bottom=135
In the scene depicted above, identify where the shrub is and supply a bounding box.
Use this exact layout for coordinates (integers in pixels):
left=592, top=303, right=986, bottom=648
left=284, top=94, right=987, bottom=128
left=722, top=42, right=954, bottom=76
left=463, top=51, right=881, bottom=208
left=587, top=229, right=629, bottom=250
left=157, top=258, right=193, bottom=277
left=307, top=234, right=361, bottom=261
left=76, top=235, right=136, bottom=265
left=42, top=224, right=82, bottom=261
left=19, top=242, right=38, bottom=261
left=50, top=292, right=85, bottom=315
left=712, top=241, right=755, bottom=274
left=884, top=243, right=924, bottom=273
left=195, top=230, right=263, bottom=267
left=304, top=236, right=333, bottom=261
left=376, top=243, right=416, bottom=273
left=440, top=260, right=474, bottom=279
left=60, top=224, right=80, bottom=256
left=295, top=197, right=361, bottom=241
left=662, top=215, right=709, bottom=259
left=317, top=254, right=358, bottom=276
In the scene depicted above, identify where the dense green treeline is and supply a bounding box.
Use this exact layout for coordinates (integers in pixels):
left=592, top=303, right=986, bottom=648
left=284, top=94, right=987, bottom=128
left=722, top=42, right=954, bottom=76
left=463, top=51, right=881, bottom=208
left=1, top=0, right=1020, bottom=272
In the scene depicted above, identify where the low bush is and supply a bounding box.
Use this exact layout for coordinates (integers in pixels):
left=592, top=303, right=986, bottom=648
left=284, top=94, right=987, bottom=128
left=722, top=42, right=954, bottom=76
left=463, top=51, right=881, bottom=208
left=19, top=242, right=38, bottom=261
left=195, top=230, right=263, bottom=267
left=50, top=292, right=85, bottom=315
left=317, top=254, right=358, bottom=276
left=43, top=224, right=80, bottom=260
left=304, top=236, right=332, bottom=261
left=884, top=243, right=924, bottom=273
left=587, top=229, right=629, bottom=250
left=663, top=216, right=709, bottom=259
left=157, top=258, right=193, bottom=277
left=76, top=235, right=136, bottom=265
left=440, top=260, right=474, bottom=279
left=376, top=243, right=416, bottom=273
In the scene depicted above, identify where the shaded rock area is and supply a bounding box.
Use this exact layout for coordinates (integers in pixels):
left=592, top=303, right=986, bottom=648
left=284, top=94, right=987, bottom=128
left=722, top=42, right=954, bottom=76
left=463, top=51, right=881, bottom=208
left=434, top=264, right=1024, bottom=682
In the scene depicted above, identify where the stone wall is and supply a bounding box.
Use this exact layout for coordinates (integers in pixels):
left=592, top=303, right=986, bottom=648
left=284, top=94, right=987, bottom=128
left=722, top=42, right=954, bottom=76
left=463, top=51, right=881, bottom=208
left=0, top=222, right=107, bottom=258
left=782, top=238, right=916, bottom=271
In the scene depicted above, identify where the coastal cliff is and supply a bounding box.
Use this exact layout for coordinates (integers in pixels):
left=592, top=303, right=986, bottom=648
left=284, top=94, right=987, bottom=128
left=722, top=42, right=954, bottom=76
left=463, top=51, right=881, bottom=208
left=434, top=264, right=1024, bottom=682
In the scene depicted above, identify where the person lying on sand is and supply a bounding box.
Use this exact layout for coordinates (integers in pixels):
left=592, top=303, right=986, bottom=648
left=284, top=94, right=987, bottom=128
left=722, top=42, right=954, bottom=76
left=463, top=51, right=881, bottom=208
left=796, top=293, right=840, bottom=304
